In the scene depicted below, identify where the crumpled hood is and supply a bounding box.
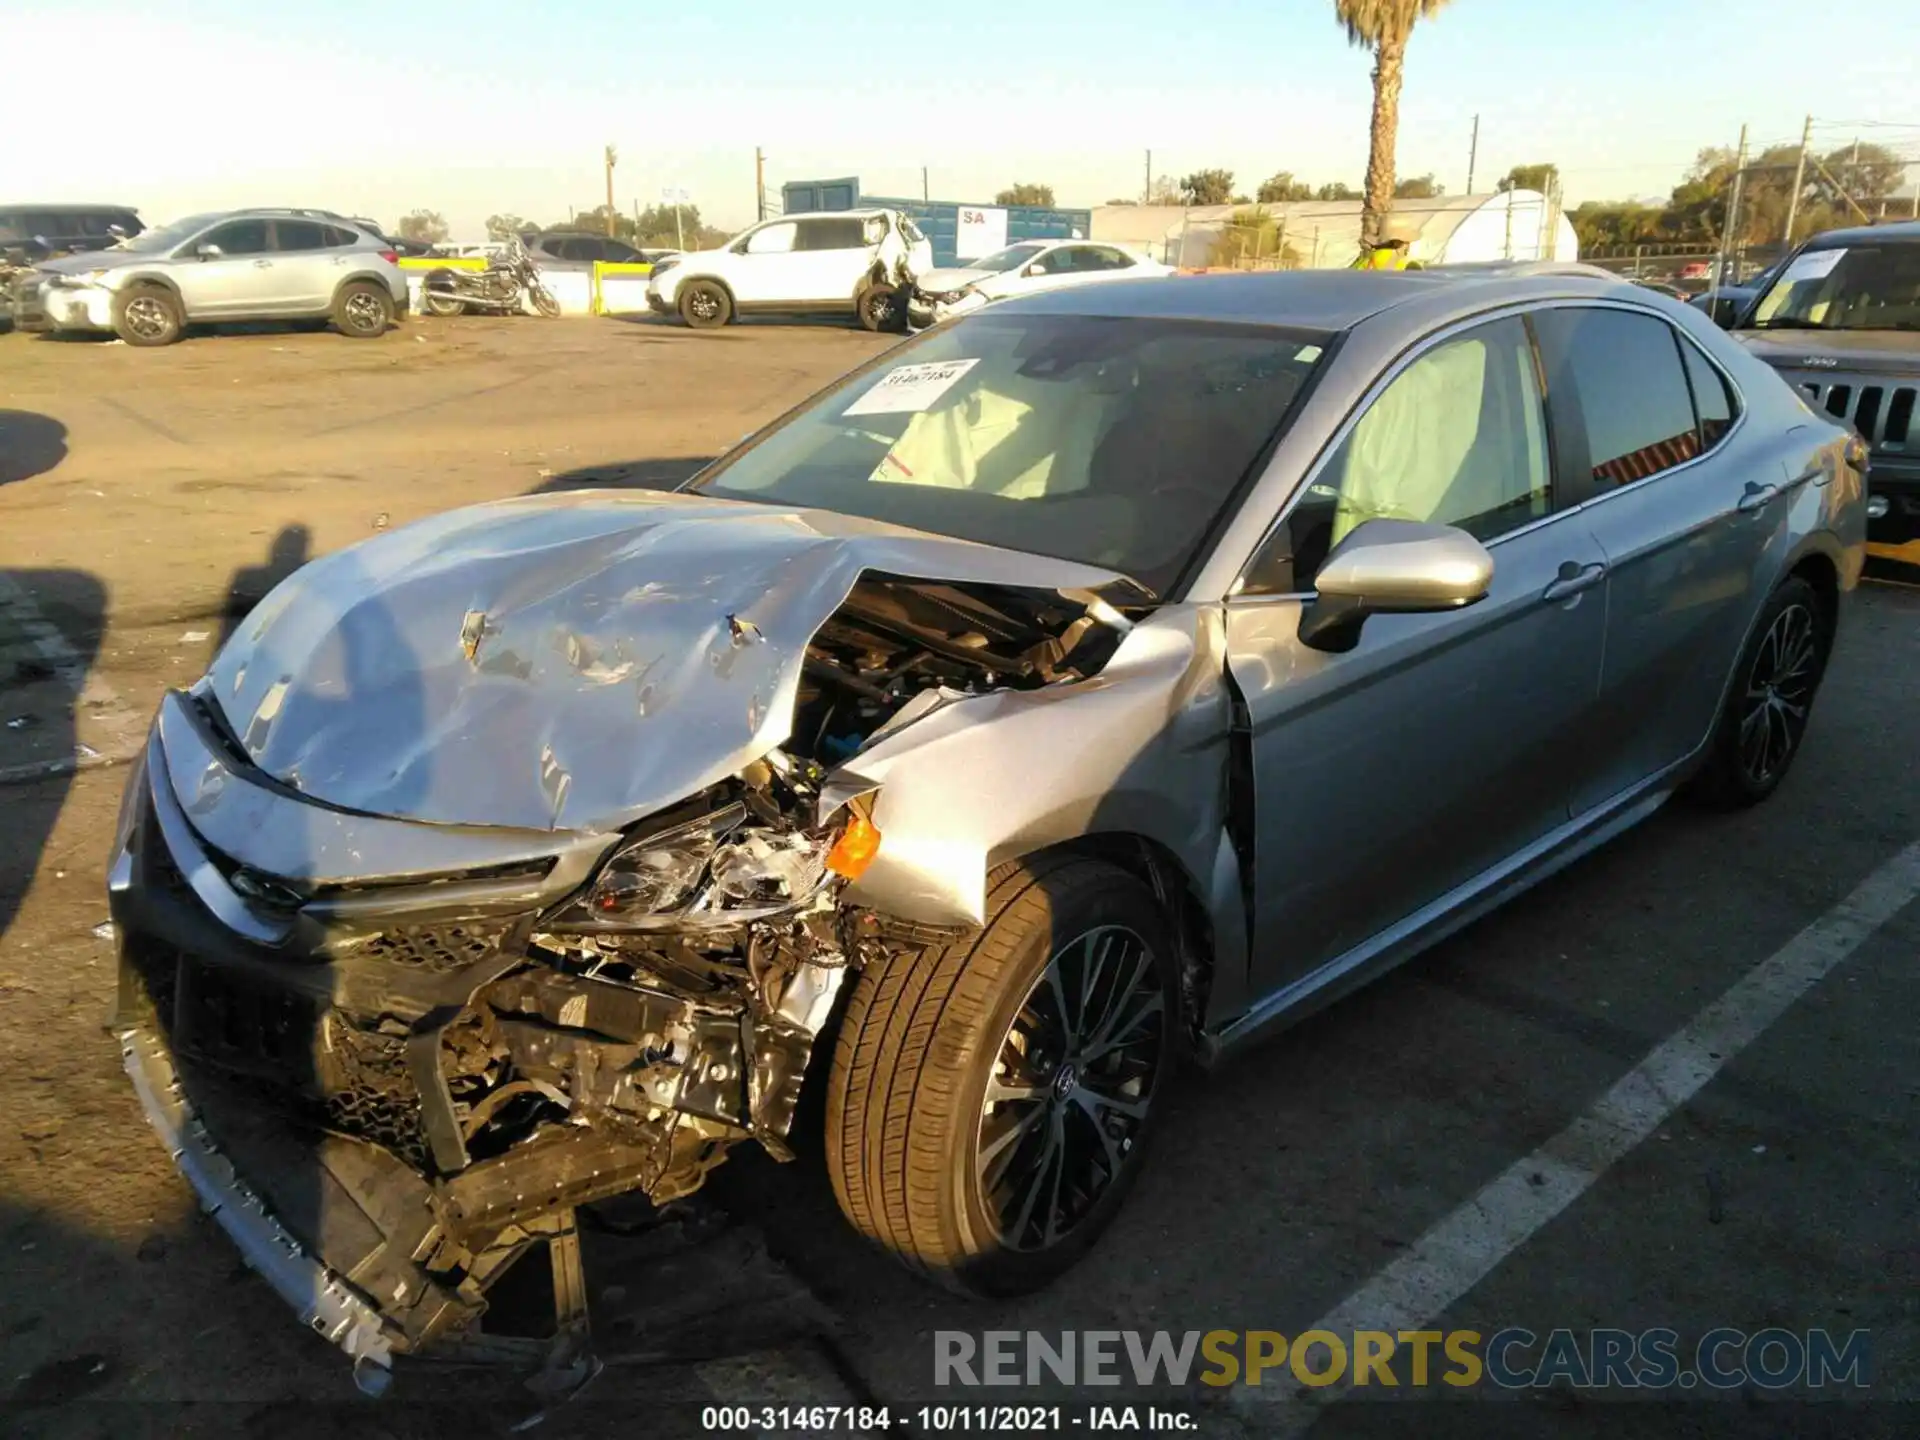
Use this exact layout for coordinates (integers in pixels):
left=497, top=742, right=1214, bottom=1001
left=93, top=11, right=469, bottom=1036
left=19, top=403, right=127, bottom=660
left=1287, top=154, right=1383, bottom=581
left=1734, top=329, right=1920, bottom=378
left=205, top=491, right=1130, bottom=833
left=32, top=249, right=147, bottom=278
left=916, top=266, right=996, bottom=293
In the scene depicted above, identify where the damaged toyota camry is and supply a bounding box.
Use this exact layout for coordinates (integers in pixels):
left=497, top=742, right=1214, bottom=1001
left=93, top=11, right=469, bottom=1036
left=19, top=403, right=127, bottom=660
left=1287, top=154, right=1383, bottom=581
left=110, top=267, right=1865, bottom=1392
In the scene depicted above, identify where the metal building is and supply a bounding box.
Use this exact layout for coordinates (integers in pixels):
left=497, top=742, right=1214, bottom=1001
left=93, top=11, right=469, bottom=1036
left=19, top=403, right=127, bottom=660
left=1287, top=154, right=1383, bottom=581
left=780, top=177, right=1092, bottom=269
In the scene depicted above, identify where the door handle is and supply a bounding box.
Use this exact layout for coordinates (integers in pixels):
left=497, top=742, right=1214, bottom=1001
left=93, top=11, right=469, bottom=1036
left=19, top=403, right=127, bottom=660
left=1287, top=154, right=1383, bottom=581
left=252, top=259, right=272, bottom=268
left=1542, top=560, right=1607, bottom=602
left=1736, top=481, right=1780, bottom=513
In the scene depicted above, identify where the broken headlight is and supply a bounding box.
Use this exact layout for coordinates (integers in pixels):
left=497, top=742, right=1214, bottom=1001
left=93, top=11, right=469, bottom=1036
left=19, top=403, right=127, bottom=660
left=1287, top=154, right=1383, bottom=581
left=553, top=801, right=845, bottom=932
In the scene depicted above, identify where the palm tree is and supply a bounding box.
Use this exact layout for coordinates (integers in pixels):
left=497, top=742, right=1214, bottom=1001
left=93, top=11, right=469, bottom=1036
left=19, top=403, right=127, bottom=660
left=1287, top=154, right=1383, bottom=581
left=1334, top=0, right=1455, bottom=250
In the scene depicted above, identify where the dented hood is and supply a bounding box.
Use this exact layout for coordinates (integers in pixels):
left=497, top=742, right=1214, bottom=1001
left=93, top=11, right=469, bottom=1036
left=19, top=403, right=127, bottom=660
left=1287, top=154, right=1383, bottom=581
left=206, top=490, right=1131, bottom=833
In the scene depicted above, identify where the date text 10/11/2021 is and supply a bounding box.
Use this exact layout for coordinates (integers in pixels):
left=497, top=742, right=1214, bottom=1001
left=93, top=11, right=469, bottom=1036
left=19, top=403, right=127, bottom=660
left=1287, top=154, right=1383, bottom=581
left=700, top=1405, right=1198, bottom=1431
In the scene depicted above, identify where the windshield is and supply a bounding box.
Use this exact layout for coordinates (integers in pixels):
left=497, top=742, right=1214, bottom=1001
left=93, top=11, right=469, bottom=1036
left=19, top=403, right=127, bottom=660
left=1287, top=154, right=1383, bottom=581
left=963, top=243, right=1047, bottom=274
left=1748, top=242, right=1920, bottom=331
left=688, top=312, right=1331, bottom=596
left=118, top=214, right=221, bottom=254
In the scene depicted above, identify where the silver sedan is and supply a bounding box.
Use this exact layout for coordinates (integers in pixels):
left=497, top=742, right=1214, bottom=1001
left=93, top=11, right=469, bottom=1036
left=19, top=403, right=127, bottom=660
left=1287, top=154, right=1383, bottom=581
left=108, top=266, right=1866, bottom=1386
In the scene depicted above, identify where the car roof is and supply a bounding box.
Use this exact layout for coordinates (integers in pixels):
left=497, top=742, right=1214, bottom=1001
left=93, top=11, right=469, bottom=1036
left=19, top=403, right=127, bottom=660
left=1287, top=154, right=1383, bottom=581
left=1, top=202, right=139, bottom=214
left=1802, top=218, right=1920, bottom=248
left=991, top=266, right=1640, bottom=332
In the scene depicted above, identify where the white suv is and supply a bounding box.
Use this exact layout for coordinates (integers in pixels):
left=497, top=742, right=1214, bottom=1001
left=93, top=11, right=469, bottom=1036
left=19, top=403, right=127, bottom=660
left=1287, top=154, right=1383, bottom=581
left=645, top=209, right=933, bottom=332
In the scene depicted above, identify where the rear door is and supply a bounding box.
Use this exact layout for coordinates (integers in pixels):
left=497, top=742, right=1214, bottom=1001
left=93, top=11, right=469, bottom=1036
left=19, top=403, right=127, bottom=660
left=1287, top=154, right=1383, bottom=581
left=792, top=216, right=875, bottom=301
left=268, top=220, right=344, bottom=311
left=171, top=219, right=278, bottom=316
left=1532, top=305, right=1793, bottom=814
left=730, top=220, right=807, bottom=303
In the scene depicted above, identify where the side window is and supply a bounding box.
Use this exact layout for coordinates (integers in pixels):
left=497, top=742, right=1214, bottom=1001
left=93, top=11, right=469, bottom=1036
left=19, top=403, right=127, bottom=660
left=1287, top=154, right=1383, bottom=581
left=602, top=239, right=640, bottom=263
left=540, top=237, right=570, bottom=258
left=1534, top=308, right=1701, bottom=489
left=273, top=220, right=329, bottom=252
left=796, top=218, right=867, bottom=251
left=1679, top=339, right=1739, bottom=449
left=744, top=222, right=798, bottom=255
left=1029, top=248, right=1065, bottom=275
left=1241, top=316, right=1551, bottom=596
left=204, top=221, right=270, bottom=256
left=1090, top=246, right=1135, bottom=270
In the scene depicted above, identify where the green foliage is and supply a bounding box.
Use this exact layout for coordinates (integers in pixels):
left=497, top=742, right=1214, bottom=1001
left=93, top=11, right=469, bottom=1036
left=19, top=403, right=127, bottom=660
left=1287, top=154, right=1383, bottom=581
left=1257, top=172, right=1315, bottom=204
left=995, top=183, right=1056, bottom=207
left=1315, top=181, right=1360, bottom=201
left=1497, top=163, right=1559, bottom=194
left=1393, top=174, right=1443, bottom=199
left=394, top=210, right=449, bottom=244
left=484, top=213, right=530, bottom=241
left=1335, top=0, right=1455, bottom=49
left=1180, top=169, right=1236, bottom=205
left=1208, top=207, right=1305, bottom=269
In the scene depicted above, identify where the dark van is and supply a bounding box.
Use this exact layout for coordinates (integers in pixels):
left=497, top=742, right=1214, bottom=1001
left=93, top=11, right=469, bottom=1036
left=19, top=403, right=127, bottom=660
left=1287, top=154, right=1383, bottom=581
left=0, top=204, right=144, bottom=265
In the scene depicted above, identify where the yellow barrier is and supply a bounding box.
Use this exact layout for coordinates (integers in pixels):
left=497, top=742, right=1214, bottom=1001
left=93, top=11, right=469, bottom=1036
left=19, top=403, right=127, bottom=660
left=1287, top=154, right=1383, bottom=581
left=398, top=256, right=489, bottom=271
left=590, top=260, right=654, bottom=315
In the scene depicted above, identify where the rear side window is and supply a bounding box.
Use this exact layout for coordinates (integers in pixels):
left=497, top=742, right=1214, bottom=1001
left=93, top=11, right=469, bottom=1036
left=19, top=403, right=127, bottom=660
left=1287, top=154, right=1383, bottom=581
left=796, top=218, right=867, bottom=251
left=1533, top=308, right=1701, bottom=489
left=325, top=225, right=361, bottom=247
left=1679, top=340, right=1738, bottom=449
left=273, top=220, right=329, bottom=252
left=205, top=220, right=270, bottom=256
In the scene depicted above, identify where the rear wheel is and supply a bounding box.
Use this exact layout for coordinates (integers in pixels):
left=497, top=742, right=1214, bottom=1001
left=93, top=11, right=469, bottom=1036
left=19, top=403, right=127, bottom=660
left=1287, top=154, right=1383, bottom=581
left=420, top=277, right=466, bottom=317
left=1689, top=575, right=1831, bottom=807
left=112, top=284, right=183, bottom=346
left=678, top=280, right=732, bottom=329
left=332, top=281, right=394, bottom=338
left=856, top=282, right=902, bottom=333
left=824, top=856, right=1176, bottom=1296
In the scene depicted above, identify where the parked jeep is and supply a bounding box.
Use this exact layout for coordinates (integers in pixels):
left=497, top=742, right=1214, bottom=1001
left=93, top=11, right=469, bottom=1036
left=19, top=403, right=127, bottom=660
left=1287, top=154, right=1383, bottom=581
left=645, top=209, right=932, bottom=332
left=1719, top=220, right=1920, bottom=560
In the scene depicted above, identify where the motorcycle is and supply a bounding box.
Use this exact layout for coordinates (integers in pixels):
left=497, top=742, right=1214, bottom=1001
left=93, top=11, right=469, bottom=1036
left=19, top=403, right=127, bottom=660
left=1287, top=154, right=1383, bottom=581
left=420, top=238, right=561, bottom=318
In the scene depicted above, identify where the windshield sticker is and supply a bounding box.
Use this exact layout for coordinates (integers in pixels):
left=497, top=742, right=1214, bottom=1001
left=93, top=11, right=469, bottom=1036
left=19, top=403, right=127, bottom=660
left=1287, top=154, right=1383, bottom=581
left=1295, top=344, right=1324, bottom=363
left=843, top=359, right=979, bottom=416
left=1780, top=249, right=1845, bottom=284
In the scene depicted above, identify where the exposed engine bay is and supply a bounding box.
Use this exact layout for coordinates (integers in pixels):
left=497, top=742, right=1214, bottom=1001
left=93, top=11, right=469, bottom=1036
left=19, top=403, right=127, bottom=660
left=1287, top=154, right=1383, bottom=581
left=110, top=553, right=1141, bottom=1393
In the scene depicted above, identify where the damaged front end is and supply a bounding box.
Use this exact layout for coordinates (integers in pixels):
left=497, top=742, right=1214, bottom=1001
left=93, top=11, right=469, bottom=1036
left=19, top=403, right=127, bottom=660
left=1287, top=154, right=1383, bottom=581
left=109, top=495, right=1143, bottom=1391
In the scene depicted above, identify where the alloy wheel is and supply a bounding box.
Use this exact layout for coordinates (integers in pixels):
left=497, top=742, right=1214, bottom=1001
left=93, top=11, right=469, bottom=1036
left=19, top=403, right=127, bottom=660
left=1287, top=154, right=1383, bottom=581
left=123, top=296, right=171, bottom=341
left=974, top=925, right=1166, bottom=1253
left=342, top=292, right=386, bottom=334
left=1738, top=601, right=1818, bottom=786
left=688, top=290, right=720, bottom=321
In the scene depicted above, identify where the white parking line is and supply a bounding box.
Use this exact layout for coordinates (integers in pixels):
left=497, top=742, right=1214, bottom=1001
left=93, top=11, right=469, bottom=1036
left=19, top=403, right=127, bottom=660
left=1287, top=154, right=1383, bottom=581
left=0, top=571, right=144, bottom=785
left=1238, top=838, right=1920, bottom=1435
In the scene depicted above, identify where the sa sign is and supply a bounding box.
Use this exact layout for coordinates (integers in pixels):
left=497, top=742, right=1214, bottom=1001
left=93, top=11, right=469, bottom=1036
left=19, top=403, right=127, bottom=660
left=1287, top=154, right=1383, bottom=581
left=956, top=206, right=1008, bottom=261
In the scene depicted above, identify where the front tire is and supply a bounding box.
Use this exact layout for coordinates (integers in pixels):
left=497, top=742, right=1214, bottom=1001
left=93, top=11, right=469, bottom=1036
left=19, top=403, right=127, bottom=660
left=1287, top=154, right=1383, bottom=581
left=528, top=282, right=561, bottom=318
left=825, top=856, right=1176, bottom=1297
left=112, top=284, right=183, bottom=346
left=1689, top=575, right=1832, bottom=808
left=332, top=281, right=394, bottom=338
left=678, top=279, right=732, bottom=330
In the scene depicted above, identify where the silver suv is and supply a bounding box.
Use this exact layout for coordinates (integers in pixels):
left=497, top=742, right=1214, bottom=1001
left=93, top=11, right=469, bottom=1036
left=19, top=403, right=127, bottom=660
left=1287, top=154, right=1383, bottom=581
left=14, top=208, right=409, bottom=346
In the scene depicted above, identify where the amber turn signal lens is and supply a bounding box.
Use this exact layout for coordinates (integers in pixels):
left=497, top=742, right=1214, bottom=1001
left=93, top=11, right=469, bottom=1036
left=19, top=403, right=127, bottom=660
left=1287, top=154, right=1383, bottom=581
left=825, top=815, right=882, bottom=880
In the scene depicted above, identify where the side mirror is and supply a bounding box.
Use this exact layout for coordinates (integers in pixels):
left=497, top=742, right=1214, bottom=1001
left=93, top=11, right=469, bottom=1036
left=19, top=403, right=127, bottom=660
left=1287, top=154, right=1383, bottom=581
left=1707, top=295, right=1741, bottom=329
left=1023, top=264, right=1044, bottom=277
left=195, top=242, right=225, bottom=260
left=1298, top=519, right=1494, bottom=653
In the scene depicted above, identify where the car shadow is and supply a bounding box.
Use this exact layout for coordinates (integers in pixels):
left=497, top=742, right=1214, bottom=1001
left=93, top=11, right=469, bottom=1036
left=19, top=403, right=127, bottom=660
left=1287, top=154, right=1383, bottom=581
left=525, top=456, right=718, bottom=495
left=0, top=568, right=105, bottom=944
left=0, top=411, right=68, bottom=487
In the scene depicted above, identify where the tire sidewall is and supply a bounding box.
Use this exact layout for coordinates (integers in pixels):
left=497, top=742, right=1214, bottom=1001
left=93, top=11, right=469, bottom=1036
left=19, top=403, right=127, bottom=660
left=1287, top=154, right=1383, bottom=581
left=679, top=280, right=731, bottom=329
left=112, top=284, right=181, bottom=346
left=944, top=865, right=1178, bottom=1296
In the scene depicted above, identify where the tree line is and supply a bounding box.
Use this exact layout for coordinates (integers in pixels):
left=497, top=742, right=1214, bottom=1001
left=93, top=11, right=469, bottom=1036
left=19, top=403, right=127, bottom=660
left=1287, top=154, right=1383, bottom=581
left=391, top=205, right=731, bottom=249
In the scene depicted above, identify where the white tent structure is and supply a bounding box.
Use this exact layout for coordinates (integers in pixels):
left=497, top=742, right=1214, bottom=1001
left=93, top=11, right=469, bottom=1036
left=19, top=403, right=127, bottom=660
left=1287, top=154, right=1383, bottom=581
left=1091, top=190, right=1579, bottom=271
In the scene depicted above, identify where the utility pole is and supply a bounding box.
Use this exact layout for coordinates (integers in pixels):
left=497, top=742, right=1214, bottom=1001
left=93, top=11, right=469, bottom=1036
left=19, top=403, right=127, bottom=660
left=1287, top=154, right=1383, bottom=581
left=1466, top=114, right=1480, bottom=193
left=755, top=147, right=766, bottom=221
left=1782, top=114, right=1812, bottom=245
left=1712, top=123, right=1749, bottom=301
left=1145, top=149, right=1152, bottom=205
left=922, top=167, right=929, bottom=202
left=603, top=145, right=618, bottom=236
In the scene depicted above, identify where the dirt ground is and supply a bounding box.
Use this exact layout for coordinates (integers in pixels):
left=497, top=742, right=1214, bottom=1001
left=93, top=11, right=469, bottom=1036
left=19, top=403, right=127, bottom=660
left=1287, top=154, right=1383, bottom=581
left=2, top=312, right=1917, bottom=1440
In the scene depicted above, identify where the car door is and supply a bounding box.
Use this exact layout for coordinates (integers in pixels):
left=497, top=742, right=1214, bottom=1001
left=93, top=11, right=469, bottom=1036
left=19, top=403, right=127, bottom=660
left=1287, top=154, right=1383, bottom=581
left=267, top=220, right=340, bottom=312
left=171, top=219, right=278, bottom=316
left=730, top=220, right=805, bottom=303
left=1223, top=312, right=1610, bottom=989
left=1530, top=305, right=1793, bottom=815
left=792, top=217, right=874, bottom=302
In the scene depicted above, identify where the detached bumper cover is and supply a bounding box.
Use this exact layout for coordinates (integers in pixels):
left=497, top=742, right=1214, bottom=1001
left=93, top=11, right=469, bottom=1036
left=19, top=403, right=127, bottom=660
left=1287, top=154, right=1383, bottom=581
left=118, top=1022, right=398, bottom=1383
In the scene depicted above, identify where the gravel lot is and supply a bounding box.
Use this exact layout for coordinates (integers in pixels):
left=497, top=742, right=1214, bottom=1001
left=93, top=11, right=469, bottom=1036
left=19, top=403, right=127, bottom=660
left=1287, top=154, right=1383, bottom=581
left=1, top=313, right=1914, bottom=1438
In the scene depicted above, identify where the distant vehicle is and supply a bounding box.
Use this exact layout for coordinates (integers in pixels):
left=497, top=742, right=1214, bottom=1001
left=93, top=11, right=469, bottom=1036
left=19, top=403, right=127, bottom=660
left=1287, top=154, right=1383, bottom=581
left=1722, top=220, right=1920, bottom=558
left=13, top=209, right=408, bottom=346
left=1690, top=257, right=1789, bottom=326
left=1678, top=261, right=1712, bottom=281
left=646, top=209, right=934, bottom=331
left=1631, top=279, right=1689, bottom=302
left=525, top=231, right=677, bottom=267
left=0, top=204, right=142, bottom=267
left=909, top=240, right=1174, bottom=325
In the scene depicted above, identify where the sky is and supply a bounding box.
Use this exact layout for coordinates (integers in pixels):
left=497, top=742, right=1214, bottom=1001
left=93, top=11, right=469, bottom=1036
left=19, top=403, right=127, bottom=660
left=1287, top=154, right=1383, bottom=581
left=4, top=0, right=1916, bottom=242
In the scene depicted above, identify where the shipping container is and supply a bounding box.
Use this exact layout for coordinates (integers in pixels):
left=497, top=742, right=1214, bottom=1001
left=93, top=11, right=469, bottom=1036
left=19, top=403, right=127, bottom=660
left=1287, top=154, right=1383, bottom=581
left=780, top=177, right=1091, bottom=269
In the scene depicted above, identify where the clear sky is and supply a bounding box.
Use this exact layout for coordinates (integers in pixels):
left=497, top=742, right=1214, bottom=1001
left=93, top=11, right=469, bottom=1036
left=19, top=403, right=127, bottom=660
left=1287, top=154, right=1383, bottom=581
left=5, top=0, right=1915, bottom=241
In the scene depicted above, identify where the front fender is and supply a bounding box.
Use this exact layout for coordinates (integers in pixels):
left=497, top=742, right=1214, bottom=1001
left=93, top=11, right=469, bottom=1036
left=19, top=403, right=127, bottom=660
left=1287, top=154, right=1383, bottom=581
left=826, top=605, right=1234, bottom=933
